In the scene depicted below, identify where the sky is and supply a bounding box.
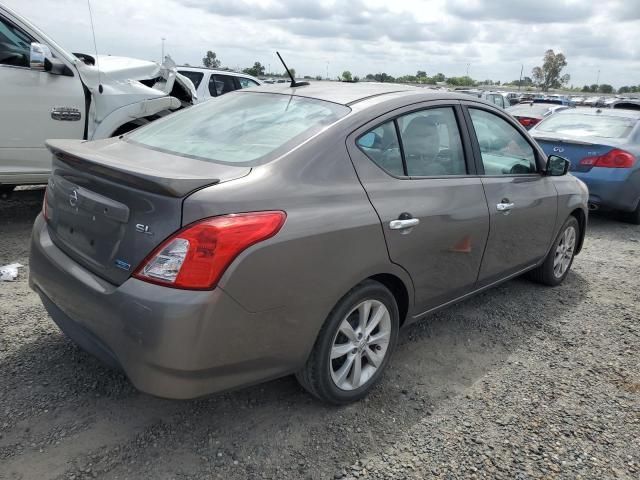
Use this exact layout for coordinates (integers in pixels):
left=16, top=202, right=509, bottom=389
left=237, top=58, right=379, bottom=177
left=4, top=0, right=639, bottom=88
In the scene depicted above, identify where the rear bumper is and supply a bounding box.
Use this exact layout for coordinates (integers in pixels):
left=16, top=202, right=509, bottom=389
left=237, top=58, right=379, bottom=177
left=29, top=214, right=297, bottom=399
left=571, top=170, right=639, bottom=212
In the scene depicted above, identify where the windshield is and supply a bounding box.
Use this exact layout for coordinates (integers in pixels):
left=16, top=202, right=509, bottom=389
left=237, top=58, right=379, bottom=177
left=535, top=113, right=636, bottom=139
left=128, top=92, right=350, bottom=165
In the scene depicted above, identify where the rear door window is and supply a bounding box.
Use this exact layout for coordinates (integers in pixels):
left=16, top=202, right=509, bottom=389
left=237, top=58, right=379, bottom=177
left=356, top=121, right=403, bottom=176
left=398, top=107, right=467, bottom=176
left=209, top=74, right=236, bottom=97
left=357, top=107, right=467, bottom=177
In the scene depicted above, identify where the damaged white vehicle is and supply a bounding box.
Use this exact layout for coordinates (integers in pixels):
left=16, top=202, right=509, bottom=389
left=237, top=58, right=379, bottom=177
left=0, top=3, right=196, bottom=195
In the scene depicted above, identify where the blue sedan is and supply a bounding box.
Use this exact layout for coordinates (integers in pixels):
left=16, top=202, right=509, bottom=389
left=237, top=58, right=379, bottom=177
left=530, top=109, right=640, bottom=223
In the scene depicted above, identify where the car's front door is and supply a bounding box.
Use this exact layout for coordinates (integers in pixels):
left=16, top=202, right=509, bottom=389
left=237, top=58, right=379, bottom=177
left=348, top=103, right=490, bottom=315
left=463, top=104, right=558, bottom=284
left=0, top=13, right=84, bottom=185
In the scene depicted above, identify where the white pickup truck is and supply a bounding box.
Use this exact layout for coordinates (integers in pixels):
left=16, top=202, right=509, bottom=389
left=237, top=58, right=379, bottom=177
left=0, top=3, right=196, bottom=196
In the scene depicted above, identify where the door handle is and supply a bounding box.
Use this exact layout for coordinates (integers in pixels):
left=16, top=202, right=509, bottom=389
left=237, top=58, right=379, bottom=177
left=389, top=218, right=420, bottom=230
left=496, top=202, right=515, bottom=212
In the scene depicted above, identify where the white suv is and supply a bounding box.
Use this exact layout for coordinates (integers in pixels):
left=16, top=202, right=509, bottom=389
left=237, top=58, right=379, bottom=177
left=177, top=67, right=262, bottom=104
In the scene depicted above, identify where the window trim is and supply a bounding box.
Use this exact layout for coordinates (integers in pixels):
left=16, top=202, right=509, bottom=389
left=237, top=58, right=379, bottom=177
left=461, top=102, right=545, bottom=177
left=353, top=102, right=477, bottom=180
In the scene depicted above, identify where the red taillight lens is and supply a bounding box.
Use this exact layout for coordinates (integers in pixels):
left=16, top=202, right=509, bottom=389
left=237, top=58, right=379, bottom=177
left=133, top=211, right=286, bottom=290
left=579, top=149, right=636, bottom=168
left=517, top=117, right=540, bottom=128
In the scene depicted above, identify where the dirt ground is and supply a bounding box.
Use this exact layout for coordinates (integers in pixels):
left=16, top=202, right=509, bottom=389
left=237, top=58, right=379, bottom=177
left=1, top=187, right=638, bottom=480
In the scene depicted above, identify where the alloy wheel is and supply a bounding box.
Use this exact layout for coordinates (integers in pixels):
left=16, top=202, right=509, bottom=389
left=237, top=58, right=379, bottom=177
left=553, top=225, right=576, bottom=278
left=329, top=299, right=392, bottom=391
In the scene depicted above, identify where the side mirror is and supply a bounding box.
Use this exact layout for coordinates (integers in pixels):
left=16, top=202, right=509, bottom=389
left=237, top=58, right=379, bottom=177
left=29, top=42, right=51, bottom=71
left=546, top=155, right=570, bottom=176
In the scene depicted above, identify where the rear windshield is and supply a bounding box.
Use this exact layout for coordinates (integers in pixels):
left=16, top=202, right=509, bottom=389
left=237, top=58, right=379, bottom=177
left=536, top=113, right=636, bottom=138
left=128, top=92, right=350, bottom=165
left=507, top=105, right=552, bottom=116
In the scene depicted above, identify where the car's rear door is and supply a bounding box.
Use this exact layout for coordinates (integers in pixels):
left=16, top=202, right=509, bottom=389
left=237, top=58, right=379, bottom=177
left=347, top=101, right=490, bottom=315
left=462, top=102, right=558, bottom=285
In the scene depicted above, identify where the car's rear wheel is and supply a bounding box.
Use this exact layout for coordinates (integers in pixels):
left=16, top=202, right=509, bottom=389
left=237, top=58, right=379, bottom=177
left=296, top=280, right=399, bottom=404
left=528, top=216, right=579, bottom=286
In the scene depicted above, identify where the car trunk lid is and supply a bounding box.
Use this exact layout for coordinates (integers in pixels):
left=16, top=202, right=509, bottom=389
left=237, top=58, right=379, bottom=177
left=44, top=138, right=250, bottom=285
left=532, top=134, right=618, bottom=173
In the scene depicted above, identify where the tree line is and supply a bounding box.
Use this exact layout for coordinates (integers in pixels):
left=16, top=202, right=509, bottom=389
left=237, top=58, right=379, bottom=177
left=201, top=50, right=638, bottom=94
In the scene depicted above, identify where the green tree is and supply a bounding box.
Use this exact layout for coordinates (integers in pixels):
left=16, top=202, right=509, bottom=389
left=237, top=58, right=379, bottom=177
left=531, top=50, right=570, bottom=91
left=341, top=70, right=353, bottom=82
left=598, top=84, right=614, bottom=94
left=581, top=85, right=590, bottom=92
left=243, top=62, right=265, bottom=77
left=589, top=84, right=598, bottom=92
left=416, top=70, right=427, bottom=79
left=202, top=51, right=221, bottom=69
left=434, top=73, right=445, bottom=82
left=447, top=75, right=475, bottom=87
left=372, top=73, right=394, bottom=83
left=619, top=86, right=630, bottom=94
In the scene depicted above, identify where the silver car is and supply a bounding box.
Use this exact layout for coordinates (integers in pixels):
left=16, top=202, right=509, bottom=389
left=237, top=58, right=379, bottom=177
left=30, top=83, right=588, bottom=404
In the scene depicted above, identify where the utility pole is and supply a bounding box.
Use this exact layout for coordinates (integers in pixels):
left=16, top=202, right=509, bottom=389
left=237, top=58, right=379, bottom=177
left=466, top=63, right=470, bottom=76
left=596, top=69, right=600, bottom=87
left=161, top=37, right=166, bottom=63
left=326, top=61, right=329, bottom=80
left=518, top=64, right=523, bottom=91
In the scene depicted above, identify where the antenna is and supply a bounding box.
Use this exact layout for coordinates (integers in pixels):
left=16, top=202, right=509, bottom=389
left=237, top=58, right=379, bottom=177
left=276, top=51, right=309, bottom=88
left=86, top=0, right=102, bottom=93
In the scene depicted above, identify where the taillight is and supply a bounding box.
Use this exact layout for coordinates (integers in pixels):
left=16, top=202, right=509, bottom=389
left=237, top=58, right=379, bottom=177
left=579, top=149, right=636, bottom=168
left=517, top=117, right=540, bottom=128
left=133, top=211, right=286, bottom=290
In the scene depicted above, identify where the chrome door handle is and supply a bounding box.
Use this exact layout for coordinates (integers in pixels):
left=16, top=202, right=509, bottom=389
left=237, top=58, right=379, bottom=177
left=389, top=218, right=420, bottom=230
left=496, top=202, right=515, bottom=211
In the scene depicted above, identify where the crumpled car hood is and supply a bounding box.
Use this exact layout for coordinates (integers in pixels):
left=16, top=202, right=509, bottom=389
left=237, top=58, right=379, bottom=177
left=74, top=55, right=197, bottom=135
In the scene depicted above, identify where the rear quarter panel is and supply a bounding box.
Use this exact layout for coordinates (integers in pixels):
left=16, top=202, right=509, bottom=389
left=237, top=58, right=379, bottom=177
left=181, top=128, right=414, bottom=364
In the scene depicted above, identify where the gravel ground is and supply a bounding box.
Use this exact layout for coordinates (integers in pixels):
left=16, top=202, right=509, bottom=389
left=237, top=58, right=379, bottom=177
left=1, top=187, right=638, bottom=480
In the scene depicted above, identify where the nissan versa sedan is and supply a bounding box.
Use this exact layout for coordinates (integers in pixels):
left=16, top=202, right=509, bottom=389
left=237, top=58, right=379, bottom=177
left=530, top=108, right=640, bottom=223
left=30, top=83, right=588, bottom=404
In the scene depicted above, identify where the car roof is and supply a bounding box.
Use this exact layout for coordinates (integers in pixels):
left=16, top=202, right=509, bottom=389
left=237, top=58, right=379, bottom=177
left=176, top=66, right=260, bottom=82
left=238, top=82, right=471, bottom=106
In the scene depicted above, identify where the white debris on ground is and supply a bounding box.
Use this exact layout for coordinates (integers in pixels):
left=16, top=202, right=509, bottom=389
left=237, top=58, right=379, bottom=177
left=0, top=263, right=23, bottom=281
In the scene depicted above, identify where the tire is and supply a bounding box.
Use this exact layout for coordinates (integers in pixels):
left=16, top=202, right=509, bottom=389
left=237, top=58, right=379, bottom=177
left=622, top=202, right=640, bottom=225
left=296, top=280, right=399, bottom=404
left=0, top=184, right=15, bottom=200
left=528, top=216, right=580, bottom=286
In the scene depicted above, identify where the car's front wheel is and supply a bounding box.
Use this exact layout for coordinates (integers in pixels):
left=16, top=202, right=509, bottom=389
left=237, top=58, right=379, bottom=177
left=296, top=280, right=399, bottom=404
left=528, top=216, right=580, bottom=286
